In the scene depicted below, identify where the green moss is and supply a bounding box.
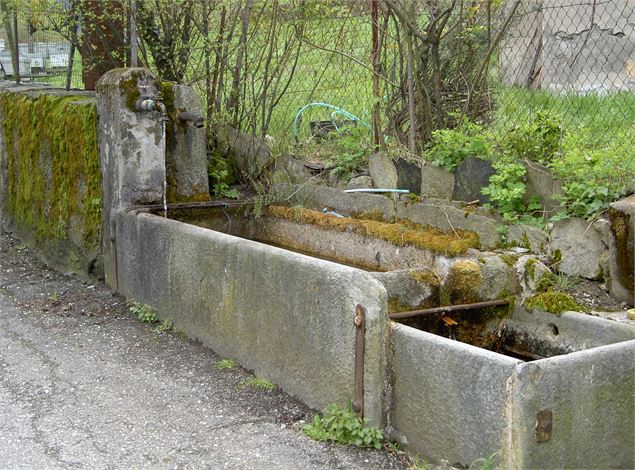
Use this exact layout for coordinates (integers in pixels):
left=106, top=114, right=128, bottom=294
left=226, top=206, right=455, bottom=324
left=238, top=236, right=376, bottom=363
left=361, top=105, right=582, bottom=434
left=0, top=92, right=101, bottom=246
left=267, top=206, right=480, bottom=256
left=500, top=253, right=519, bottom=267
left=525, top=290, right=587, bottom=315
left=608, top=207, right=634, bottom=290
left=119, top=70, right=141, bottom=111
left=447, top=260, right=483, bottom=296
left=352, top=208, right=387, bottom=222
left=521, top=231, right=531, bottom=250
left=525, top=258, right=537, bottom=279
left=552, top=249, right=562, bottom=265
left=408, top=269, right=441, bottom=287
left=157, top=81, right=177, bottom=119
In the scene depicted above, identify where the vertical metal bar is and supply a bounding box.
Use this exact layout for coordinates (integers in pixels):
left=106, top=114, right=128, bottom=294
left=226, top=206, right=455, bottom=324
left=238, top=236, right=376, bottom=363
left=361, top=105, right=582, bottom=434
left=352, top=304, right=366, bottom=418
left=12, top=10, right=20, bottom=84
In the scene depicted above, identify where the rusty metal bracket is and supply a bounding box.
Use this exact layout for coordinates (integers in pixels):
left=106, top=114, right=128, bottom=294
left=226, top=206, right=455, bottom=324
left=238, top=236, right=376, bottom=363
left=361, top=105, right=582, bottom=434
left=352, top=304, right=366, bottom=418
left=535, top=409, right=553, bottom=443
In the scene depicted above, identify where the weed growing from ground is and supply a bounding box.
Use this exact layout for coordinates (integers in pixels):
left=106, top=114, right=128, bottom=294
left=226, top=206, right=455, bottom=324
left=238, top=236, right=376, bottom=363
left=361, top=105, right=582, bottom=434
left=302, top=402, right=383, bottom=449
left=129, top=301, right=157, bottom=324
left=468, top=452, right=499, bottom=470
left=154, top=319, right=173, bottom=333
left=408, top=456, right=430, bottom=470
left=240, top=376, right=276, bottom=390
left=215, top=358, right=238, bottom=370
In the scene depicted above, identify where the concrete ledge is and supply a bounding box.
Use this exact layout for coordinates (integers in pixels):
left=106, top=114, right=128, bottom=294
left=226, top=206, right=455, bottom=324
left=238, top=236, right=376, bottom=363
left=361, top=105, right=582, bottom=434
left=113, top=209, right=390, bottom=425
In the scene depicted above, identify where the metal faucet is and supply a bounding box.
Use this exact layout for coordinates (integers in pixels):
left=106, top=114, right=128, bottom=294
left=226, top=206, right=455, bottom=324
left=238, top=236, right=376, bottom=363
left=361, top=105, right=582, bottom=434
left=134, top=85, right=167, bottom=118
left=177, top=111, right=205, bottom=129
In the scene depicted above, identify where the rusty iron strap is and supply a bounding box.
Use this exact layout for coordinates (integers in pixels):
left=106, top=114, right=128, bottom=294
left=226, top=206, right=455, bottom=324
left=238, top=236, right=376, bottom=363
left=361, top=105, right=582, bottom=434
left=388, top=299, right=510, bottom=320
left=352, top=304, right=366, bottom=418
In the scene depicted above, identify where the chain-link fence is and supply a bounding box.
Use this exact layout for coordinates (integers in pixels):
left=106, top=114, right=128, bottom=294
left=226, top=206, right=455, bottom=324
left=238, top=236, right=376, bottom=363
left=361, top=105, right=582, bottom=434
left=1, top=0, right=634, bottom=212
left=0, top=2, right=83, bottom=89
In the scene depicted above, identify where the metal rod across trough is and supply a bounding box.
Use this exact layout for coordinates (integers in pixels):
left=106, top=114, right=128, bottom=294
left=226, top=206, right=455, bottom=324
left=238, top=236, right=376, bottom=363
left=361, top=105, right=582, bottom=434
left=388, top=299, right=510, bottom=320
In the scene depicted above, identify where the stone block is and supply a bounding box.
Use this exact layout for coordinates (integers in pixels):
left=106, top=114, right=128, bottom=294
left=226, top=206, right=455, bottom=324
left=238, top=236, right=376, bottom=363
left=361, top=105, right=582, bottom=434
left=114, top=209, right=390, bottom=426
left=165, top=84, right=210, bottom=202
left=214, top=125, right=271, bottom=179
left=550, top=217, right=605, bottom=280
left=279, top=183, right=396, bottom=221
left=371, top=269, right=440, bottom=312
left=421, top=164, right=454, bottom=199
left=507, top=223, right=549, bottom=254
left=524, top=161, right=564, bottom=215
left=452, top=157, right=495, bottom=203
left=394, top=158, right=422, bottom=194
left=397, top=200, right=500, bottom=249
left=346, top=175, right=373, bottom=190
left=369, top=152, right=398, bottom=189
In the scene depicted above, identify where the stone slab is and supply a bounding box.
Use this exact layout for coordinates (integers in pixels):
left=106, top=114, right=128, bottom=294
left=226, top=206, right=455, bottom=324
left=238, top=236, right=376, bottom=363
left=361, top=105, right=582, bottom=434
left=452, top=157, right=495, bottom=204
left=550, top=217, right=605, bottom=279
left=421, top=164, right=454, bottom=199
left=397, top=200, right=500, bottom=249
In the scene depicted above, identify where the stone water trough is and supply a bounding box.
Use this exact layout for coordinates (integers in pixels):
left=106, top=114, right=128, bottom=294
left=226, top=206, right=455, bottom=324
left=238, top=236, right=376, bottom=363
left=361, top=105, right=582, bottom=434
left=10, top=68, right=628, bottom=469
left=117, top=200, right=633, bottom=469
left=92, top=69, right=635, bottom=469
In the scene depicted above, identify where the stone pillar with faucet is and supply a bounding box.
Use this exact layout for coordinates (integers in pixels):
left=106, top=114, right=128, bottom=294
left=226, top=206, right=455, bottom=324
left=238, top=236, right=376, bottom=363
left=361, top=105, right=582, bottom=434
left=165, top=84, right=211, bottom=203
left=95, top=68, right=167, bottom=290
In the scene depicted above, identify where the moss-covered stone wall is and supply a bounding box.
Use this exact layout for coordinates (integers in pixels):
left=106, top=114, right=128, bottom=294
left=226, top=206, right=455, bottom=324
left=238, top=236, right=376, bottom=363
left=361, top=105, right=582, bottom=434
left=0, top=86, right=102, bottom=276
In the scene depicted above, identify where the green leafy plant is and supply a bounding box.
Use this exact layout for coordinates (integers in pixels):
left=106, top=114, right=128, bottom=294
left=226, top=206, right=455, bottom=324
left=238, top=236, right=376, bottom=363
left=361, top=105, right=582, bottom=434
left=553, top=181, right=623, bottom=221
left=502, top=112, right=562, bottom=165
left=482, top=161, right=541, bottom=223
left=426, top=120, right=490, bottom=171
left=325, top=125, right=372, bottom=178
left=129, top=301, right=158, bottom=324
left=302, top=403, right=383, bottom=449
left=215, top=358, right=238, bottom=370
left=240, top=376, right=276, bottom=390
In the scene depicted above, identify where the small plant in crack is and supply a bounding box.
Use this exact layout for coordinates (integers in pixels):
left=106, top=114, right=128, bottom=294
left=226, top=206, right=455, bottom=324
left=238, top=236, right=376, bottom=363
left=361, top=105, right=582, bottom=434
left=215, top=358, right=238, bottom=370
left=240, top=376, right=276, bottom=390
left=128, top=301, right=157, bottom=324
left=154, top=319, right=173, bottom=333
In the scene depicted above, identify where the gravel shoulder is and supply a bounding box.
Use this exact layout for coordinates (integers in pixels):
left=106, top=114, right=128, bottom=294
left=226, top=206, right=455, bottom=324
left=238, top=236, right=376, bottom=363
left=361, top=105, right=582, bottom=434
left=0, top=228, right=409, bottom=470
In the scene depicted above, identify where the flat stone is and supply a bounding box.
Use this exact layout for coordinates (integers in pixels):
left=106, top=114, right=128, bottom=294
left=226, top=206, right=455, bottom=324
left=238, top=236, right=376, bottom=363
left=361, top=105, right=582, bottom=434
left=395, top=158, right=422, bottom=194
left=525, top=160, right=564, bottom=215
left=368, top=152, right=398, bottom=189
left=516, top=255, right=551, bottom=295
left=214, top=125, right=271, bottom=179
left=476, top=253, right=521, bottom=300
left=371, top=269, right=439, bottom=311
left=346, top=175, right=373, bottom=190
left=277, top=183, right=396, bottom=221
left=284, top=156, right=313, bottom=184
left=397, top=200, right=500, bottom=249
left=421, top=164, right=454, bottom=199
left=550, top=217, right=605, bottom=279
left=452, top=157, right=495, bottom=203
left=507, top=224, right=549, bottom=254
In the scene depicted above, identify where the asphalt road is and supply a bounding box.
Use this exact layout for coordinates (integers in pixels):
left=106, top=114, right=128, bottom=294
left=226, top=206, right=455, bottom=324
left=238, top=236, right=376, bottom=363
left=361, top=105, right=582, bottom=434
left=0, top=229, right=407, bottom=470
